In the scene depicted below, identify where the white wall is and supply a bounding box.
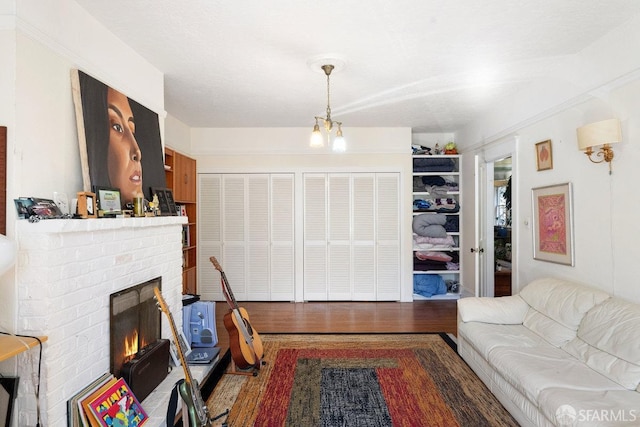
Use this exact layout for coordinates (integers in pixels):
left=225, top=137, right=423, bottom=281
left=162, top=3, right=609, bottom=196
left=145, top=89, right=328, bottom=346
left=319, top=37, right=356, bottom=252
left=456, top=14, right=640, bottom=303
left=1, top=1, right=166, bottom=425
left=164, top=113, right=191, bottom=154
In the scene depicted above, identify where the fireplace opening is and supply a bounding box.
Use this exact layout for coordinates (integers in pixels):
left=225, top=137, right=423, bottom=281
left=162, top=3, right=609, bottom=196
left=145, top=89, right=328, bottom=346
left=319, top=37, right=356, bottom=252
left=109, top=277, right=162, bottom=378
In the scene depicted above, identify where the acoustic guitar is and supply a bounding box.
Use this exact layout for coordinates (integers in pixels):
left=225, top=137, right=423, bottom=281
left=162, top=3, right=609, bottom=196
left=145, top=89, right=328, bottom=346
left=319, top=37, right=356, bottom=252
left=153, top=287, right=212, bottom=427
left=210, top=256, right=264, bottom=371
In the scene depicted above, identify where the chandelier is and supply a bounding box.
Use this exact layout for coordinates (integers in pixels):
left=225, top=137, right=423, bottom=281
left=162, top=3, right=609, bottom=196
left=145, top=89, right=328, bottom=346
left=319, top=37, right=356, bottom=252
left=310, top=64, right=346, bottom=152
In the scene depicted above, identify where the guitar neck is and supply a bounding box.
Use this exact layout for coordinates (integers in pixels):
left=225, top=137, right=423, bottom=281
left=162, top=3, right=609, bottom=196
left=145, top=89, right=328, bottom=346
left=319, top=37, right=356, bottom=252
left=211, top=256, right=240, bottom=310
left=221, top=271, right=239, bottom=310
left=153, top=289, right=197, bottom=391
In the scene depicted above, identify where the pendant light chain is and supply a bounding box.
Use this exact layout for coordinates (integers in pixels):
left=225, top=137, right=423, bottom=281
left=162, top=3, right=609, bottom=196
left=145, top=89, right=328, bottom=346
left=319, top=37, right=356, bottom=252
left=326, top=71, right=332, bottom=124
left=310, top=62, right=345, bottom=151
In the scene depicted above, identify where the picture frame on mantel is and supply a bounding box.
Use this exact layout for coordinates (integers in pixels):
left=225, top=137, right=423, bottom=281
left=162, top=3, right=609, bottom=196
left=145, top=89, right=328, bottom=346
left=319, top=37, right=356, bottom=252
left=151, top=187, right=177, bottom=216
left=94, top=186, right=122, bottom=217
left=77, top=191, right=97, bottom=219
left=532, top=182, right=574, bottom=266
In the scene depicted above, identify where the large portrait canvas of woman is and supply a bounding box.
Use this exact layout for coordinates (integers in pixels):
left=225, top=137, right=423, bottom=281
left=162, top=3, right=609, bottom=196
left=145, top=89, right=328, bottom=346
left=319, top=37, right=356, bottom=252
left=71, top=70, right=166, bottom=207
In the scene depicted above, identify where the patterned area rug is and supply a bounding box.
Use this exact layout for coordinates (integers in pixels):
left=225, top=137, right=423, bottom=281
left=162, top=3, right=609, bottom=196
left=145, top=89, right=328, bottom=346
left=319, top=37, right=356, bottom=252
left=207, top=334, right=517, bottom=427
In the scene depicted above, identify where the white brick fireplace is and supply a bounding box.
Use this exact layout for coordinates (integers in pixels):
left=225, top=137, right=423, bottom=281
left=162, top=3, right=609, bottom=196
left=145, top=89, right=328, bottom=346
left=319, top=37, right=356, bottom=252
left=13, top=217, right=186, bottom=426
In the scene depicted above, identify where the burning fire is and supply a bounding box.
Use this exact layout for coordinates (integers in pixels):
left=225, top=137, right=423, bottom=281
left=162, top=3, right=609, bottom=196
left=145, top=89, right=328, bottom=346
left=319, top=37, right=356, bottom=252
left=122, top=329, right=151, bottom=365
left=124, top=330, right=139, bottom=362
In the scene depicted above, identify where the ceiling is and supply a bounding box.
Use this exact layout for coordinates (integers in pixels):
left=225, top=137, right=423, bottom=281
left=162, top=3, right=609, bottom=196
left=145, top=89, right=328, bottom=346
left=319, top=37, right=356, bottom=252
left=74, top=0, right=640, bottom=134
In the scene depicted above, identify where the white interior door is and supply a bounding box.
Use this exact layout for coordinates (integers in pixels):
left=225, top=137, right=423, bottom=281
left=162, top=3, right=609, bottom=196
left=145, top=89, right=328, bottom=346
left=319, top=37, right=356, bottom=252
left=472, top=155, right=487, bottom=297
left=479, top=140, right=517, bottom=297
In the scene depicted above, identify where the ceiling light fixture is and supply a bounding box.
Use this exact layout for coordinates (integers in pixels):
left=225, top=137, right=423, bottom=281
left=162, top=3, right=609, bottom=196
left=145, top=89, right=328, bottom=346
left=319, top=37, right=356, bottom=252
left=310, top=64, right=345, bottom=152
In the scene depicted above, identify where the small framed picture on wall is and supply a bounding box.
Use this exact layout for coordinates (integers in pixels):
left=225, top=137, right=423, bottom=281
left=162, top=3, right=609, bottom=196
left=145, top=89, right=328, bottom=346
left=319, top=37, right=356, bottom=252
left=535, top=139, right=553, bottom=171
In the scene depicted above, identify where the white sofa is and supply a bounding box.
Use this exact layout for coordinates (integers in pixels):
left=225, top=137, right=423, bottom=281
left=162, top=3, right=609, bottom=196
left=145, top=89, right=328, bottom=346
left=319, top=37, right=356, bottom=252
left=457, top=277, right=640, bottom=427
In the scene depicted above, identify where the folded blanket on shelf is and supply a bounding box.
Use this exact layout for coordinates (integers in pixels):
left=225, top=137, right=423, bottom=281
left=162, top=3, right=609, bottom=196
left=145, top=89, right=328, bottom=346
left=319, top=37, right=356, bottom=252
left=446, top=262, right=460, bottom=271
left=421, top=175, right=446, bottom=186
left=413, top=198, right=459, bottom=213
left=412, top=214, right=447, bottom=237
left=415, top=251, right=453, bottom=262
left=413, top=257, right=459, bottom=271
left=413, top=259, right=448, bottom=271
left=413, top=274, right=447, bottom=297
left=444, top=215, right=459, bottom=232
left=413, top=234, right=456, bottom=249
left=425, top=185, right=449, bottom=198
left=413, top=157, right=456, bottom=172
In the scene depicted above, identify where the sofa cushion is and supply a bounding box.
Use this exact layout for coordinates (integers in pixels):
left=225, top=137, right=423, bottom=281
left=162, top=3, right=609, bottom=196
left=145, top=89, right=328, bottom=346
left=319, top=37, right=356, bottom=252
left=538, top=388, right=640, bottom=427
left=488, top=346, right=625, bottom=404
left=519, top=278, right=610, bottom=346
left=563, top=298, right=640, bottom=390
left=457, top=295, right=529, bottom=324
left=458, top=322, right=553, bottom=360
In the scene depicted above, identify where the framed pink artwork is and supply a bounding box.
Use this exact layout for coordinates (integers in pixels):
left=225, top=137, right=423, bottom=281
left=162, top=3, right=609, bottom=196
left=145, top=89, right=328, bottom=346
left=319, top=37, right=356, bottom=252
left=532, top=182, right=574, bottom=265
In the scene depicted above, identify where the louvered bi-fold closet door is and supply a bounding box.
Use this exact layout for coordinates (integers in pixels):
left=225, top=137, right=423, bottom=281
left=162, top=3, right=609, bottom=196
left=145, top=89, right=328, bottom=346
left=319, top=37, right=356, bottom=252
left=375, top=173, right=401, bottom=300
left=269, top=175, right=295, bottom=300
left=198, top=173, right=294, bottom=301
left=303, top=174, right=328, bottom=300
left=328, top=174, right=352, bottom=300
left=303, top=172, right=400, bottom=301
left=198, top=174, right=222, bottom=300
left=352, top=174, right=376, bottom=300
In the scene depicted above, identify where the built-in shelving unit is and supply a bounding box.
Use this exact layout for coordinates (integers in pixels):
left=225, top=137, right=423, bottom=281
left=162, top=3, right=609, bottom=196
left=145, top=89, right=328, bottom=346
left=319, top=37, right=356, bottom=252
left=412, top=154, right=462, bottom=300
left=164, top=147, right=198, bottom=295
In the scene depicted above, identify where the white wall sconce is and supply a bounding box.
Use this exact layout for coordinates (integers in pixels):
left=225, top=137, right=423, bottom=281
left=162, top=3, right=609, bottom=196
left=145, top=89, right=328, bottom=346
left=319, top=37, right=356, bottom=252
left=576, top=118, right=622, bottom=174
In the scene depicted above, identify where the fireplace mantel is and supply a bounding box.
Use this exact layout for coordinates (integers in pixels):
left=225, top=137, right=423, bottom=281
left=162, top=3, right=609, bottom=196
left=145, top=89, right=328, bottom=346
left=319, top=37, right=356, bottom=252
left=14, top=216, right=187, bottom=426
left=16, top=215, right=187, bottom=234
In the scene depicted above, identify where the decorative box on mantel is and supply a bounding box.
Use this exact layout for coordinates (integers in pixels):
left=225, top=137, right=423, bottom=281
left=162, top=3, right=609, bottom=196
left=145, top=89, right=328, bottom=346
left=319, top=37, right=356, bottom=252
left=13, top=216, right=187, bottom=426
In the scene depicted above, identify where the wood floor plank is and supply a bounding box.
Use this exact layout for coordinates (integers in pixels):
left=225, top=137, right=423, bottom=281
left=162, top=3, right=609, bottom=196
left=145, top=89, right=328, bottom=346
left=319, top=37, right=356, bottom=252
left=214, top=300, right=458, bottom=355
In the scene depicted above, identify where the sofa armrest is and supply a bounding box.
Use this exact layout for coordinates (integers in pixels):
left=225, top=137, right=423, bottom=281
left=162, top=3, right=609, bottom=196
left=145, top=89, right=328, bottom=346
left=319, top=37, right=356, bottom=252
left=457, top=295, right=529, bottom=324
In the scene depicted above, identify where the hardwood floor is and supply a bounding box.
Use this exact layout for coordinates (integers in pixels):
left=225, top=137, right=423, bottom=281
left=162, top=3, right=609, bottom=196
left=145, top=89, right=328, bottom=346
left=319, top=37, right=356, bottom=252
left=213, top=300, right=458, bottom=354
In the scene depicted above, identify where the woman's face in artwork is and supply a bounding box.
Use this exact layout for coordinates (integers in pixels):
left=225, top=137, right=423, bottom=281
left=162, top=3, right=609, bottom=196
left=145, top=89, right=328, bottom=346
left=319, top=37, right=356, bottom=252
left=107, top=87, right=142, bottom=204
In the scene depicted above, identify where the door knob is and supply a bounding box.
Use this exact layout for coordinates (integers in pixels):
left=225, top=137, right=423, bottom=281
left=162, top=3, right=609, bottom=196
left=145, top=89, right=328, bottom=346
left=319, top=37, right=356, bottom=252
left=470, top=247, right=484, bottom=253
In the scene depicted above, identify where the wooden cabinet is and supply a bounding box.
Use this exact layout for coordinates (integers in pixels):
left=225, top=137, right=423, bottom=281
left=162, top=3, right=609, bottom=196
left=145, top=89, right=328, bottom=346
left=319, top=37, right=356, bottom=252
left=174, top=153, right=196, bottom=202
left=164, top=147, right=197, bottom=294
